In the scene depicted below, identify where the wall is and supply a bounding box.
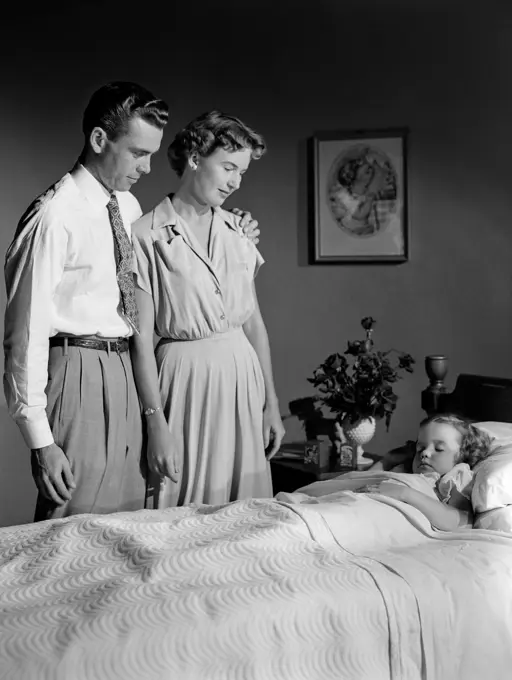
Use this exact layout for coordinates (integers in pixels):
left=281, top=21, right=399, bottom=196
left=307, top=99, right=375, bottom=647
left=1, top=0, right=511, bottom=526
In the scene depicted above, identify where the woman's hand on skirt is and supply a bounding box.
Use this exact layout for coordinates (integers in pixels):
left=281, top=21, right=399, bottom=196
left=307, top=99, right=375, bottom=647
left=263, top=403, right=286, bottom=460
left=146, top=423, right=181, bottom=483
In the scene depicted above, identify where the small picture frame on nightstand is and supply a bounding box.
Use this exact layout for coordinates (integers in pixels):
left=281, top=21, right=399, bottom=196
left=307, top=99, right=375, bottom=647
left=338, top=444, right=354, bottom=468
left=303, top=436, right=332, bottom=472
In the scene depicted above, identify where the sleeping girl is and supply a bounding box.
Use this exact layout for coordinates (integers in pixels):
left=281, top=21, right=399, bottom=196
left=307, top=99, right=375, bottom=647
left=280, top=414, right=494, bottom=533
left=363, top=414, right=493, bottom=531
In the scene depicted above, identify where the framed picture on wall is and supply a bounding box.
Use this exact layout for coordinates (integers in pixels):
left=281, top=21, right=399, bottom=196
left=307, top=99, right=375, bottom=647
left=308, top=127, right=408, bottom=264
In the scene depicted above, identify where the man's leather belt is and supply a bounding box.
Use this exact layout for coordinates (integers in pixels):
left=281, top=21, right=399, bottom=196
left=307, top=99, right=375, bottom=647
left=50, top=336, right=130, bottom=353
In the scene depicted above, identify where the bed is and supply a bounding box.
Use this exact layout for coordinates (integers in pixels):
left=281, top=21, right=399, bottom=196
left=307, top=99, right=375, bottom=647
left=1, top=370, right=512, bottom=680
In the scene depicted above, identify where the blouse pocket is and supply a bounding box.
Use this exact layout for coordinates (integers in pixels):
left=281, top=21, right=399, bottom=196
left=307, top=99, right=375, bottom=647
left=233, top=260, right=249, bottom=273
left=230, top=260, right=252, bottom=285
left=154, top=239, right=193, bottom=275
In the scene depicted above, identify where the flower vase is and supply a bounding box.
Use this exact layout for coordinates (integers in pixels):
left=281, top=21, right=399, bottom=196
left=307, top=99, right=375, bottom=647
left=341, top=416, right=376, bottom=469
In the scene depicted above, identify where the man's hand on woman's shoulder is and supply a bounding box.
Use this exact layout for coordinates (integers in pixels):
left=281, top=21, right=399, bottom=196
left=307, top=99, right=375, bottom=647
left=230, top=208, right=260, bottom=244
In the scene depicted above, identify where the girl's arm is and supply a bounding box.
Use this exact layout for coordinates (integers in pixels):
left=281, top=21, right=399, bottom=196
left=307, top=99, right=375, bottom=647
left=403, top=487, right=472, bottom=530
left=376, top=482, right=472, bottom=531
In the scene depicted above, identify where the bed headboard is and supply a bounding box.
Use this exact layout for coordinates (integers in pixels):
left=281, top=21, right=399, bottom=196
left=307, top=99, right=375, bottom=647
left=422, top=367, right=512, bottom=423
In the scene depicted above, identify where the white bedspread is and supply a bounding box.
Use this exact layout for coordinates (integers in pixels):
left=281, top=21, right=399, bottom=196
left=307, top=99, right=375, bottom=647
left=1, top=471, right=512, bottom=680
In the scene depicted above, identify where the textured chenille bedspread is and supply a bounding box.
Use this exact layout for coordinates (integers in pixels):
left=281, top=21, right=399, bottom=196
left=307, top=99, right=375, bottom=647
left=1, top=471, right=512, bottom=680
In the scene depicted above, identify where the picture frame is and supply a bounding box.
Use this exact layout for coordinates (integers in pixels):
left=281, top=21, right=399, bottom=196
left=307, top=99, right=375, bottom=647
left=308, top=127, right=408, bottom=264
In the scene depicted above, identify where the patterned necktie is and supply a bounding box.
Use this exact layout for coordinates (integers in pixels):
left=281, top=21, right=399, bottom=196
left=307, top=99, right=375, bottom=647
left=106, top=194, right=140, bottom=334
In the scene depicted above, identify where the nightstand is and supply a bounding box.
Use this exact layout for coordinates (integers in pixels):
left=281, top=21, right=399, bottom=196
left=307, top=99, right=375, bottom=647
left=270, top=442, right=383, bottom=494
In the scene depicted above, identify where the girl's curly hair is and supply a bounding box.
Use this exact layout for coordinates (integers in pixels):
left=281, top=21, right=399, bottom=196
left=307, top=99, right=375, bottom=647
left=419, top=413, right=494, bottom=468
left=168, top=110, right=266, bottom=177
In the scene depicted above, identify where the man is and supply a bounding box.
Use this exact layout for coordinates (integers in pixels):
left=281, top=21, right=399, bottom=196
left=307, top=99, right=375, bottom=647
left=4, top=81, right=260, bottom=521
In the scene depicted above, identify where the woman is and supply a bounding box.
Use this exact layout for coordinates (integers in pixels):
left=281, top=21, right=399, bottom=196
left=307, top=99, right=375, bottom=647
left=131, top=110, right=285, bottom=507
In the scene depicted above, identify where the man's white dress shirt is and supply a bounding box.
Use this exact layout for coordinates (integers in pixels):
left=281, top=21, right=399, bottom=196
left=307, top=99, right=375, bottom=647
left=4, top=164, right=143, bottom=449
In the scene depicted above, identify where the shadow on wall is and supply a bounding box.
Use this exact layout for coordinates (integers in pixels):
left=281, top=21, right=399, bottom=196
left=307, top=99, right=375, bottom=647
left=0, top=405, right=36, bottom=527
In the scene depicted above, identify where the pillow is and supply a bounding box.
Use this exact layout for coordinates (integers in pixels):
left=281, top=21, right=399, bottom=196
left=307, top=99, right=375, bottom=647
left=474, top=506, right=512, bottom=533
left=472, top=422, right=512, bottom=512
left=474, top=421, right=512, bottom=448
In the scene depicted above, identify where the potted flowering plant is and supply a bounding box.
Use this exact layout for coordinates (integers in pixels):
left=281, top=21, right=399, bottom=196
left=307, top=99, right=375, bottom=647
left=308, top=317, right=415, bottom=466
left=288, top=397, right=327, bottom=440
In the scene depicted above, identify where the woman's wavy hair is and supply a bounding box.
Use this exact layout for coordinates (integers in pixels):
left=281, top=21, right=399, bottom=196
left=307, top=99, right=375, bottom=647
left=167, top=110, right=266, bottom=177
left=419, top=413, right=494, bottom=468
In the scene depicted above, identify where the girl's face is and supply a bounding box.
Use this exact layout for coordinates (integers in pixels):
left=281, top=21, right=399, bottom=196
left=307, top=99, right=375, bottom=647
left=191, top=146, right=252, bottom=208
left=356, top=162, right=374, bottom=183
left=412, top=422, right=462, bottom=475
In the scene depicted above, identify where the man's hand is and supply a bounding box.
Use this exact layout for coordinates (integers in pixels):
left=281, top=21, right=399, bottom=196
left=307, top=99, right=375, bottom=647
left=31, top=443, right=76, bottom=505
left=230, top=208, right=260, bottom=244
